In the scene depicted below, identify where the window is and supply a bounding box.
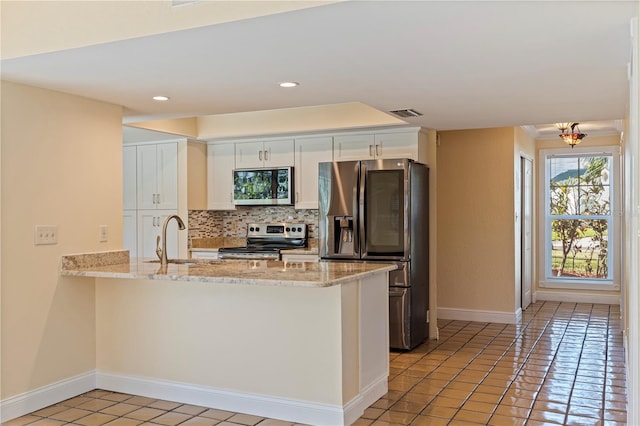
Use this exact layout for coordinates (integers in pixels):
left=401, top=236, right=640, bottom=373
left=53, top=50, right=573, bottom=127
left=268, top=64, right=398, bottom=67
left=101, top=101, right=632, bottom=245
left=540, top=147, right=620, bottom=290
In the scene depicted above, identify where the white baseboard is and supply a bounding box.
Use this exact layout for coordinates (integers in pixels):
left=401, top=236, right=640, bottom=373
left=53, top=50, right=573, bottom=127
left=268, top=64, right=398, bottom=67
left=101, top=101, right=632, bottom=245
left=534, top=290, right=621, bottom=305
left=343, top=373, right=387, bottom=426
left=1, top=369, right=385, bottom=425
left=438, top=307, right=521, bottom=324
left=0, top=371, right=96, bottom=423
left=97, top=370, right=382, bottom=426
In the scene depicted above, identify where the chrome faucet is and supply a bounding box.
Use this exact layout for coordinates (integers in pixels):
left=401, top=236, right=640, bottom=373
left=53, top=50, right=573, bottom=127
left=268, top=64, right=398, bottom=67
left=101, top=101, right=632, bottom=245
left=156, top=215, right=186, bottom=266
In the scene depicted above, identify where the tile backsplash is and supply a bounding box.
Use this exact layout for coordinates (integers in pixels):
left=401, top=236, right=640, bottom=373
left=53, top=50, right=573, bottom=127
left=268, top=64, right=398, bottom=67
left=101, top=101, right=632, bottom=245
left=188, top=207, right=319, bottom=242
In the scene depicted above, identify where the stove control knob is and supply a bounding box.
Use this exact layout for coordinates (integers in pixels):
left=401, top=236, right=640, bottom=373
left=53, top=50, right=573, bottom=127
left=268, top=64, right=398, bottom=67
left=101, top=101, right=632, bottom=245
left=255, top=227, right=260, bottom=232
left=286, top=227, right=290, bottom=232
left=297, top=227, right=302, bottom=232
left=249, top=227, right=255, bottom=232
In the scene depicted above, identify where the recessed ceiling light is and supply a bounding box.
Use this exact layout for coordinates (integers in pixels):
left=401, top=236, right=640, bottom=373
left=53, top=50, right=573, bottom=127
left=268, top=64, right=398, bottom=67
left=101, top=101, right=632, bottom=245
left=153, top=95, right=170, bottom=101
left=279, top=82, right=299, bottom=88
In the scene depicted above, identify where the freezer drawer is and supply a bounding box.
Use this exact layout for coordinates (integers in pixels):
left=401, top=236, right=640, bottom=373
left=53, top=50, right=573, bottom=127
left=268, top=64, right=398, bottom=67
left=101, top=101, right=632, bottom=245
left=389, top=286, right=411, bottom=350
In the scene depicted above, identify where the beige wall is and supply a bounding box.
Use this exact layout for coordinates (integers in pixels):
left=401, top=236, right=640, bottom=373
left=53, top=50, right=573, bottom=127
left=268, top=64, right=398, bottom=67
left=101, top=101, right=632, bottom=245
left=437, top=127, right=517, bottom=314
left=0, top=81, right=122, bottom=398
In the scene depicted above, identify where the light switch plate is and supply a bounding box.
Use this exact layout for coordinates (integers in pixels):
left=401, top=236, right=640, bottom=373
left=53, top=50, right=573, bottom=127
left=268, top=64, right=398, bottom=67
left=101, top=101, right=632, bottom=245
left=35, top=225, right=58, bottom=245
left=99, top=225, right=108, bottom=242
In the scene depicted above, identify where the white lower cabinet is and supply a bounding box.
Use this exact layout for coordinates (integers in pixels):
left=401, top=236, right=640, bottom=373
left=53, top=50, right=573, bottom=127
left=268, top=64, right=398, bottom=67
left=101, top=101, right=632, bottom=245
left=137, top=210, right=180, bottom=259
left=281, top=253, right=319, bottom=263
left=123, top=210, right=137, bottom=257
left=190, top=250, right=219, bottom=259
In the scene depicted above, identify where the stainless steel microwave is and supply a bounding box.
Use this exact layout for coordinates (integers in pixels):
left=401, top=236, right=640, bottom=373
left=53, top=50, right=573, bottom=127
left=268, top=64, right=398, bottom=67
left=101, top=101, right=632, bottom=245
left=233, top=167, right=294, bottom=205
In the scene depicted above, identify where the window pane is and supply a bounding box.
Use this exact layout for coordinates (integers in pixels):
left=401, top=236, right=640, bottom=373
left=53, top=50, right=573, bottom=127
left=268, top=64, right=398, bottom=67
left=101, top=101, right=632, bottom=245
left=551, top=219, right=608, bottom=279
left=580, top=184, right=610, bottom=214
left=549, top=155, right=611, bottom=216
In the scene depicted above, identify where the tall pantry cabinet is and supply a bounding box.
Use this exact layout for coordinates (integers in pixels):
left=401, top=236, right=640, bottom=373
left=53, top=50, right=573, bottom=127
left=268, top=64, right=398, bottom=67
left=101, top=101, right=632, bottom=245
left=123, top=140, right=207, bottom=259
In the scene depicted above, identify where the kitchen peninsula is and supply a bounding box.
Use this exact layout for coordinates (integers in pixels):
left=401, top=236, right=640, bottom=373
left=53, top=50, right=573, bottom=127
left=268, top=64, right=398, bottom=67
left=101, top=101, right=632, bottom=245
left=61, top=251, right=395, bottom=426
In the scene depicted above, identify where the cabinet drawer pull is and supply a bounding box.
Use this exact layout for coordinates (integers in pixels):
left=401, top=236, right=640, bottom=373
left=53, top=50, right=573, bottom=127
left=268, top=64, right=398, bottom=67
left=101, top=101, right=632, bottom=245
left=259, top=150, right=263, bottom=161
left=264, top=150, right=269, bottom=161
left=375, top=144, right=381, bottom=156
left=369, top=145, right=373, bottom=157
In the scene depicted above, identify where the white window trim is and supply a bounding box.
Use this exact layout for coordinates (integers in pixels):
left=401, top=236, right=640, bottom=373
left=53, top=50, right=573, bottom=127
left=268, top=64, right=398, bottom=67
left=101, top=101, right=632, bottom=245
left=538, top=146, right=621, bottom=291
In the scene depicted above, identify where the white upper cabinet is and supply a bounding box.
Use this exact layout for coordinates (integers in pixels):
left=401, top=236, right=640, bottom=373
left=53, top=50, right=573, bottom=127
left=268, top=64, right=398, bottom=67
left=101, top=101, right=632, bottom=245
left=136, top=142, right=178, bottom=210
left=334, top=131, right=419, bottom=161
left=373, top=131, right=420, bottom=160
left=123, top=145, right=137, bottom=210
left=235, top=139, right=294, bottom=169
left=204, top=128, right=429, bottom=210
left=207, top=142, right=236, bottom=210
left=294, top=136, right=333, bottom=209
left=333, top=134, right=375, bottom=161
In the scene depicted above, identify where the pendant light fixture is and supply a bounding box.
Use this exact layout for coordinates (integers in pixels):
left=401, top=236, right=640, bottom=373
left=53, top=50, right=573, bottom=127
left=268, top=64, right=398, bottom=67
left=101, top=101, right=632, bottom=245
left=555, top=122, right=587, bottom=148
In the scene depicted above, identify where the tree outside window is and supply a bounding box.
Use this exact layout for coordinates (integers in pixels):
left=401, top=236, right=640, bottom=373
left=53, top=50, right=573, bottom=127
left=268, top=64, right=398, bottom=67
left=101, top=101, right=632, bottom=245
left=547, top=154, right=612, bottom=280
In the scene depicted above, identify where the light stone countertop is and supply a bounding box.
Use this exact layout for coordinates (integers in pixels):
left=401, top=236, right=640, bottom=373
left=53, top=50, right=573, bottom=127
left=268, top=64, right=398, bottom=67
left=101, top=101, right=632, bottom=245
left=61, top=251, right=394, bottom=288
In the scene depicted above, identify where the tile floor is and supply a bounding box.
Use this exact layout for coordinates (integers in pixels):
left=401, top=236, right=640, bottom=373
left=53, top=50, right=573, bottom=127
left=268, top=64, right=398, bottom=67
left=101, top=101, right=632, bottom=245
left=3, top=301, right=627, bottom=426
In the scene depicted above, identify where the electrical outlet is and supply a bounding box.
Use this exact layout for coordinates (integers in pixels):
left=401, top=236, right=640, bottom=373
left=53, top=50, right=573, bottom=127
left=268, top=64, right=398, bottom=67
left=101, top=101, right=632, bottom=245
left=35, top=225, right=58, bottom=245
left=99, top=225, right=109, bottom=242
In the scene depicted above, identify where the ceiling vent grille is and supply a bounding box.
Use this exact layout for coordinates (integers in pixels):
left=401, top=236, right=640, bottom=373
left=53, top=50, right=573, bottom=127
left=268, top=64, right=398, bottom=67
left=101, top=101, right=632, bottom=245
left=172, top=0, right=200, bottom=6
left=389, top=108, right=423, bottom=118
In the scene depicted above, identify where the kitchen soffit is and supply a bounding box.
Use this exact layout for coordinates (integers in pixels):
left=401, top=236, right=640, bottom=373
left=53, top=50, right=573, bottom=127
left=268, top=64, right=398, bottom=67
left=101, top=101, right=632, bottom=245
left=1, top=1, right=636, bottom=132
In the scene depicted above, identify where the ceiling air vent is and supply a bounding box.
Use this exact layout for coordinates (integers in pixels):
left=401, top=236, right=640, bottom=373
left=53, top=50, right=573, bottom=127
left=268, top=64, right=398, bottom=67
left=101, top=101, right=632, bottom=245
left=390, top=109, right=423, bottom=118
left=172, top=0, right=200, bottom=6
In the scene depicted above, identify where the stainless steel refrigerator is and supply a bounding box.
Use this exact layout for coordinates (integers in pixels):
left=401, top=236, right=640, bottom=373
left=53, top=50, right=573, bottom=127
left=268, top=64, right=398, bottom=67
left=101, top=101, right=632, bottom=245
left=318, top=158, right=429, bottom=350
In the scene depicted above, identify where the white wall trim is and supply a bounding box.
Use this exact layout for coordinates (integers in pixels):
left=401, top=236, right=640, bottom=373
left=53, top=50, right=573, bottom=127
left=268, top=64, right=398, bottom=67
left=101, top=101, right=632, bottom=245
left=535, top=290, right=621, bottom=305
left=0, top=371, right=96, bottom=423
left=437, top=307, right=521, bottom=324
left=343, top=373, right=387, bottom=426
left=97, top=370, right=381, bottom=426
left=0, top=369, right=386, bottom=426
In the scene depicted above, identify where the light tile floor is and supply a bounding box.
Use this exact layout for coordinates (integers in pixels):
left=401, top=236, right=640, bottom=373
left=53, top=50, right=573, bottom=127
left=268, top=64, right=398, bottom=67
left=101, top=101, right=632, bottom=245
left=3, top=302, right=627, bottom=426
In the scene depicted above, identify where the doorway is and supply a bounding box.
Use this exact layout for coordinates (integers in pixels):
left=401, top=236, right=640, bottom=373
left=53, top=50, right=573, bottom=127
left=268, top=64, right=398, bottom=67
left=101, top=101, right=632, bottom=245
left=520, top=156, right=533, bottom=309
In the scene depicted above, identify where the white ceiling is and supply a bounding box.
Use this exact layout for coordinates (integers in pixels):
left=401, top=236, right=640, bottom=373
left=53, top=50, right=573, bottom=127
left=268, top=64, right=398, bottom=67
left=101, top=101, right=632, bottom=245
left=1, top=1, right=636, bottom=137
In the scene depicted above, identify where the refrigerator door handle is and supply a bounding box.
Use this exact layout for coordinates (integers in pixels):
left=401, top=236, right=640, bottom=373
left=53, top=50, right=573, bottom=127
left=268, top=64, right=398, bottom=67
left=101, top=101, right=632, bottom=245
left=358, top=162, right=367, bottom=258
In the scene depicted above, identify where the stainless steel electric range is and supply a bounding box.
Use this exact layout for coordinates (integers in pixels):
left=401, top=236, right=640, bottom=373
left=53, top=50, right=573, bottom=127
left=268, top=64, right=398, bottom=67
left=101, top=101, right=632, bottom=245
left=217, top=223, right=307, bottom=260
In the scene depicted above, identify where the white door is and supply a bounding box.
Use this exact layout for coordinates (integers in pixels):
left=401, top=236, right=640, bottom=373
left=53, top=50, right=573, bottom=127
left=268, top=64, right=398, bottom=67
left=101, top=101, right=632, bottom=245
left=156, top=142, right=178, bottom=210
left=138, top=210, right=179, bottom=259
left=123, top=210, right=137, bottom=257
left=263, top=139, right=294, bottom=167
left=333, top=134, right=375, bottom=161
left=235, top=141, right=264, bottom=169
left=207, top=143, right=236, bottom=210
left=522, top=157, right=533, bottom=309
left=374, top=132, right=418, bottom=160
left=137, top=145, right=158, bottom=209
